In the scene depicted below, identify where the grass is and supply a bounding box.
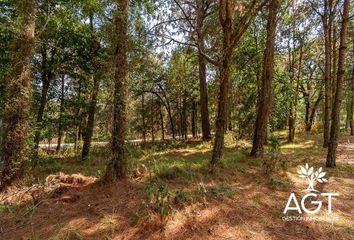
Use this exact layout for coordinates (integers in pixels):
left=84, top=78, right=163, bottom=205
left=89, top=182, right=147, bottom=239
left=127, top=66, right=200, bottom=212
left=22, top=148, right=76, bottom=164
left=3, top=131, right=353, bottom=239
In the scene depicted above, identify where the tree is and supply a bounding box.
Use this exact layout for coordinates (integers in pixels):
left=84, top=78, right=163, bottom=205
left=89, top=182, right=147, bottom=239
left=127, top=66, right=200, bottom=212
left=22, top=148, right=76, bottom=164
left=350, top=35, right=354, bottom=136
left=210, top=0, right=266, bottom=172
left=326, top=0, right=350, bottom=167
left=251, top=0, right=279, bottom=157
left=81, top=14, right=103, bottom=161
left=0, top=0, right=37, bottom=190
left=196, top=0, right=212, bottom=141
left=320, top=0, right=336, bottom=147
left=104, top=0, right=130, bottom=181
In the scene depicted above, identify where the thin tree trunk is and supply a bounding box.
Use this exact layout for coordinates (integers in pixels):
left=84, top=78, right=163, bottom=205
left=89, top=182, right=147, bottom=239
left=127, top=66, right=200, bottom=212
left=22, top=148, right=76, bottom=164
left=332, top=23, right=337, bottom=103
left=326, top=0, right=350, bottom=167
left=142, top=93, right=146, bottom=142
left=74, top=79, right=82, bottom=150
left=305, top=100, right=310, bottom=130
left=210, top=0, right=233, bottom=171
left=251, top=0, right=279, bottom=156
left=192, top=100, right=197, bottom=137
left=81, top=16, right=102, bottom=161
left=307, top=93, right=323, bottom=131
left=210, top=0, right=264, bottom=172
left=322, top=0, right=333, bottom=147
left=81, top=74, right=100, bottom=161
left=104, top=0, right=129, bottom=181
left=159, top=101, right=165, bottom=140
left=0, top=0, right=36, bottom=190
left=151, top=95, right=155, bottom=142
left=182, top=97, right=187, bottom=140
left=196, top=0, right=211, bottom=141
left=33, top=47, right=52, bottom=159
left=56, top=75, right=65, bottom=152
left=350, top=35, right=354, bottom=136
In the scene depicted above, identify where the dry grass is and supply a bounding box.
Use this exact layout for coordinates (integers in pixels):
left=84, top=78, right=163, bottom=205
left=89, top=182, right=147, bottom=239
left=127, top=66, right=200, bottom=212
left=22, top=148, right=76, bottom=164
left=0, top=133, right=353, bottom=239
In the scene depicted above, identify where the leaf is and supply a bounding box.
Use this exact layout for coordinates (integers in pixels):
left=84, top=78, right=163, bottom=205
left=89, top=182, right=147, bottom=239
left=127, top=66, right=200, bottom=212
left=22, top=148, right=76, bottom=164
left=318, top=172, right=326, bottom=178
left=310, top=173, right=314, bottom=180
left=318, top=167, right=322, bottom=173
left=315, top=170, right=318, bottom=177
left=305, top=163, right=309, bottom=170
left=322, top=178, right=328, bottom=182
left=300, top=166, right=307, bottom=175
left=297, top=169, right=302, bottom=175
left=308, top=167, right=313, bottom=175
left=317, top=179, right=323, bottom=183
left=299, top=175, right=306, bottom=178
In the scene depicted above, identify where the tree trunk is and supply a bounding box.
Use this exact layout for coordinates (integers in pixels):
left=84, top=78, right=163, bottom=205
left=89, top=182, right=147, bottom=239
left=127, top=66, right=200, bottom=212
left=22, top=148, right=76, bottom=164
left=210, top=0, right=233, bottom=171
left=104, top=0, right=129, bottom=181
left=74, top=79, right=82, bottom=150
left=151, top=95, right=155, bottom=142
left=326, top=0, right=349, bottom=167
left=33, top=47, right=53, bottom=160
left=331, top=23, right=337, bottom=103
left=251, top=0, right=279, bottom=157
left=159, top=102, right=165, bottom=140
left=210, top=0, right=263, bottom=172
left=56, top=75, right=65, bottom=152
left=307, top=93, right=322, bottom=131
left=288, top=41, right=303, bottom=142
left=81, top=74, right=100, bottom=161
left=192, top=100, right=197, bottom=137
left=350, top=35, right=354, bottom=136
left=0, top=0, right=36, bottom=190
left=141, top=93, right=146, bottom=142
left=81, top=16, right=102, bottom=161
left=322, top=0, right=333, bottom=147
left=196, top=0, right=211, bottom=141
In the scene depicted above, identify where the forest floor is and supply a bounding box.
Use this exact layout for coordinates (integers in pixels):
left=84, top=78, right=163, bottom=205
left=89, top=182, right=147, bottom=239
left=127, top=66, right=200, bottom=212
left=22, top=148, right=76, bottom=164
left=0, top=132, right=353, bottom=240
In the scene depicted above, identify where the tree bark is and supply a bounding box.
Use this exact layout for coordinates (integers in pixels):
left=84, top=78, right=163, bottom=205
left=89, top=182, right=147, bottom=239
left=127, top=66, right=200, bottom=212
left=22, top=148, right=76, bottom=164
left=326, top=0, right=349, bottom=167
left=322, top=0, right=333, bottom=147
left=251, top=0, right=279, bottom=157
left=210, top=0, right=233, bottom=171
left=159, top=101, right=165, bottom=140
left=81, top=73, right=100, bottom=160
left=56, top=75, right=65, bottom=152
left=104, top=0, right=129, bottom=181
left=33, top=47, right=54, bottom=160
left=192, top=100, right=197, bottom=137
left=81, top=16, right=102, bottom=161
left=350, top=35, right=354, bottom=136
left=0, top=0, right=36, bottom=190
left=196, top=0, right=211, bottom=141
left=306, top=93, right=323, bottom=131
left=210, top=0, right=265, bottom=172
left=141, top=93, right=146, bottom=142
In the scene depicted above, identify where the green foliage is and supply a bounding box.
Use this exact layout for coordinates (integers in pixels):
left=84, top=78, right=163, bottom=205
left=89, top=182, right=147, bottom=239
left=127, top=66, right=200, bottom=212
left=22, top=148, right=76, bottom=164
left=145, top=181, right=173, bottom=225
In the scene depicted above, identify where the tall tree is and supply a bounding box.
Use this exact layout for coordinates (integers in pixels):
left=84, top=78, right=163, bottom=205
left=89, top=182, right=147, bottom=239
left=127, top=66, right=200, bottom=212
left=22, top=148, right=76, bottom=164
left=33, top=47, right=55, bottom=159
left=81, top=15, right=102, bottom=161
left=250, top=0, right=279, bottom=157
left=210, top=0, right=266, bottom=172
left=104, top=0, right=130, bottom=181
left=322, top=0, right=335, bottom=147
left=196, top=0, right=211, bottom=141
left=350, top=35, right=354, bottom=136
left=56, top=75, right=65, bottom=152
left=326, top=0, right=350, bottom=167
left=0, top=0, right=36, bottom=190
